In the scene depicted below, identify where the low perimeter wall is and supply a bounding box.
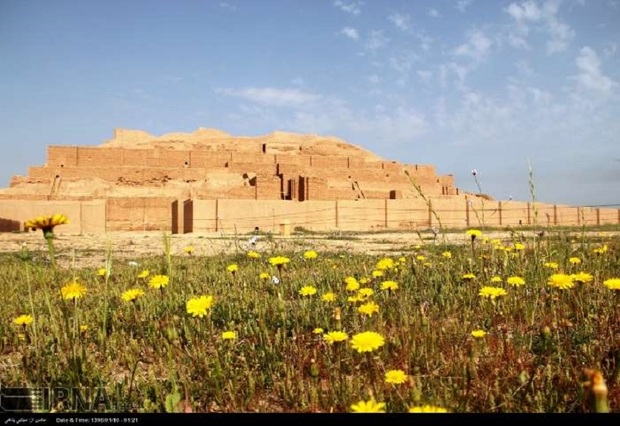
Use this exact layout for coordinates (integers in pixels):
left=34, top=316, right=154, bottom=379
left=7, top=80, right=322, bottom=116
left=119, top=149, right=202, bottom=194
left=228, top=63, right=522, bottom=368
left=0, top=197, right=618, bottom=235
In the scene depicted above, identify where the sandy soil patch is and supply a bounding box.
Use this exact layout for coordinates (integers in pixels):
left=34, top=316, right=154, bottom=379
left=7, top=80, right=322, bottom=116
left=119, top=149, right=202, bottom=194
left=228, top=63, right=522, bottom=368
left=1, top=227, right=617, bottom=270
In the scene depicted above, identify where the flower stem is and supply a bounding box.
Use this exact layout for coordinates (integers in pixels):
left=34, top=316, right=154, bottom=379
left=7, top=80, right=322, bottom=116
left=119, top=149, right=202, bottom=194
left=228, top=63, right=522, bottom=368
left=44, top=232, right=57, bottom=270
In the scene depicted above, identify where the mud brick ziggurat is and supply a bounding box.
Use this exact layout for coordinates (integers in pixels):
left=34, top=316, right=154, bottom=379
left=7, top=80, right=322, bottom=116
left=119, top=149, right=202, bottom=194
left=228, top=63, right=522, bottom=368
left=0, top=128, right=618, bottom=234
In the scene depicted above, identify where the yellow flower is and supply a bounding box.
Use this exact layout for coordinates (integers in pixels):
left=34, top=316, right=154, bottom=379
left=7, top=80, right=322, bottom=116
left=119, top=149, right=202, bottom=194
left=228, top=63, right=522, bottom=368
left=23, top=214, right=69, bottom=234
left=506, top=276, right=526, bottom=287
left=372, top=270, right=384, bottom=278
left=375, top=257, right=395, bottom=270
left=259, top=272, right=270, bottom=280
left=491, top=276, right=502, bottom=283
left=571, top=272, right=593, bottom=284
left=462, top=273, right=476, bottom=281
left=544, top=262, right=559, bottom=270
left=593, top=245, right=608, bottom=255
left=227, top=264, right=238, bottom=273
left=97, top=268, right=107, bottom=277
left=441, top=251, right=452, bottom=259
left=471, top=329, right=487, bottom=338
left=183, top=246, right=195, bottom=254
left=321, top=292, right=336, bottom=302
left=299, top=285, right=317, bottom=297
left=358, top=301, right=380, bottom=317
left=121, top=288, right=145, bottom=303
left=384, top=369, right=408, bottom=384
left=269, top=256, right=290, bottom=267
left=186, top=295, right=215, bottom=317
left=313, top=328, right=324, bottom=334
left=323, top=331, right=348, bottom=344
left=514, top=243, right=525, bottom=251
left=603, top=278, right=620, bottom=290
left=247, top=251, right=261, bottom=259
left=344, top=276, right=360, bottom=292
left=569, top=257, right=582, bottom=265
left=478, top=286, right=508, bottom=300
left=13, top=314, right=34, bottom=326
left=350, top=331, right=385, bottom=353
left=548, top=274, right=574, bottom=290
left=222, top=331, right=237, bottom=340
left=80, top=325, right=88, bottom=334
left=303, top=250, right=318, bottom=260
left=61, top=281, right=87, bottom=300
left=348, top=295, right=364, bottom=303
left=148, top=275, right=170, bottom=289
left=137, top=270, right=150, bottom=279
left=416, top=255, right=426, bottom=261
left=381, top=280, right=399, bottom=291
left=398, top=256, right=407, bottom=263
left=408, top=405, right=448, bottom=413
left=466, top=229, right=482, bottom=239
left=358, top=288, right=374, bottom=298
left=350, top=398, right=386, bottom=413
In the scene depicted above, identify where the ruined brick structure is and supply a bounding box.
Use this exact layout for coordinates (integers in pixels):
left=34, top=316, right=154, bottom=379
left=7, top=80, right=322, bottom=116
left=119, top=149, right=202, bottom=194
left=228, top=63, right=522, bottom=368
left=5, top=128, right=458, bottom=202
left=0, top=128, right=617, bottom=234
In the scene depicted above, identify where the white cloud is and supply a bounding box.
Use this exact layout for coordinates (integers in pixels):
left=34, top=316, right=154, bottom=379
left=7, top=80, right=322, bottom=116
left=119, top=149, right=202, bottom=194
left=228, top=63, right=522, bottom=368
left=449, top=62, right=470, bottom=88
left=388, top=13, right=411, bottom=31
left=334, top=0, right=362, bottom=15
left=527, top=87, right=554, bottom=105
left=219, top=1, right=238, bottom=11
left=367, top=75, right=381, bottom=84
left=457, top=0, right=474, bottom=13
left=340, top=26, right=359, bottom=41
left=571, top=47, right=618, bottom=96
left=428, top=8, right=441, bottom=18
left=388, top=52, right=420, bottom=74
left=505, top=0, right=575, bottom=54
left=416, top=31, right=434, bottom=51
left=507, top=31, right=530, bottom=49
left=345, top=107, right=428, bottom=143
left=216, top=87, right=322, bottom=107
left=506, top=1, right=542, bottom=21
left=546, top=15, right=575, bottom=54
left=365, top=30, right=389, bottom=51
left=454, top=30, right=493, bottom=62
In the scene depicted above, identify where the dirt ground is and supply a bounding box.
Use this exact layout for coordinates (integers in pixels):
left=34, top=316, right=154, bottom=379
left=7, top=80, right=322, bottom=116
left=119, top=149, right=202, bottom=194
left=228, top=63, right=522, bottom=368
left=1, top=227, right=617, bottom=270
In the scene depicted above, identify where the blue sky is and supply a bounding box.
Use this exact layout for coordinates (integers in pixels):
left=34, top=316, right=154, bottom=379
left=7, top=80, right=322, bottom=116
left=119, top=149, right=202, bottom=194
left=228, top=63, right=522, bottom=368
left=1, top=0, right=619, bottom=206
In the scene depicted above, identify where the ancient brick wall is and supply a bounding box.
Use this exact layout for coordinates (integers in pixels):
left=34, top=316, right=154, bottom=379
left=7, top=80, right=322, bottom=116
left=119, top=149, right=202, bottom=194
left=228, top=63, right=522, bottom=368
left=5, top=137, right=618, bottom=235
left=106, top=197, right=176, bottom=231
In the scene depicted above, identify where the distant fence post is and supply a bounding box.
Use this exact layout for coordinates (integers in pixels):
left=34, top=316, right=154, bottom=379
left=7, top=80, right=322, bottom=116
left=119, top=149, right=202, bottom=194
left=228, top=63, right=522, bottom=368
left=384, top=199, right=388, bottom=229
left=498, top=201, right=502, bottom=226
left=428, top=199, right=433, bottom=227
left=596, top=208, right=600, bottom=226
left=465, top=197, right=470, bottom=227
left=553, top=204, right=558, bottom=226
left=335, top=200, right=339, bottom=229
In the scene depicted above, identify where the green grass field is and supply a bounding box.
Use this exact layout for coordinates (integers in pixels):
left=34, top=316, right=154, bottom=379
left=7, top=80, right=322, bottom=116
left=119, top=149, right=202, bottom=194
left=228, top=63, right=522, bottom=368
left=1, top=224, right=619, bottom=413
